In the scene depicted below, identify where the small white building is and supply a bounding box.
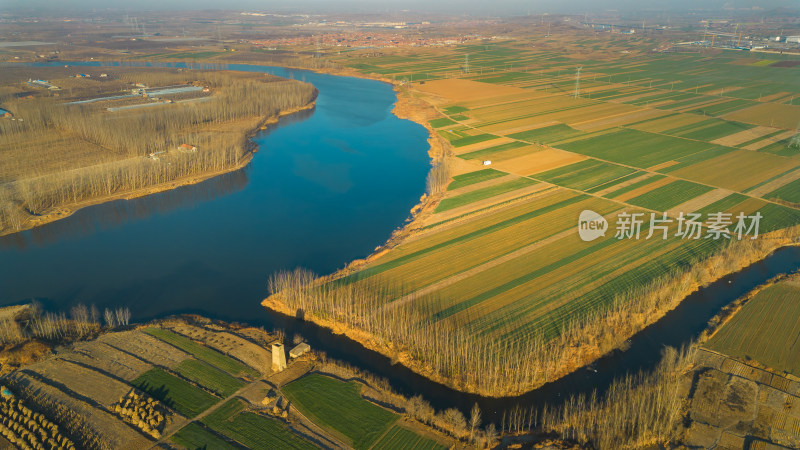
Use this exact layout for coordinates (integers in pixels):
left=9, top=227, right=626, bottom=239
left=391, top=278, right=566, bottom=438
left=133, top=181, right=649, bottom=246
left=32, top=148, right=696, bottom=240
left=289, top=342, right=310, bottom=358
left=482, top=160, right=492, bottom=166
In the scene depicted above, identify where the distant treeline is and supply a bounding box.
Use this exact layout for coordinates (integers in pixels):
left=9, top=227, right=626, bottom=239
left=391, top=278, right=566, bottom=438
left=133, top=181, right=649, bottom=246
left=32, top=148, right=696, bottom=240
left=0, top=70, right=316, bottom=233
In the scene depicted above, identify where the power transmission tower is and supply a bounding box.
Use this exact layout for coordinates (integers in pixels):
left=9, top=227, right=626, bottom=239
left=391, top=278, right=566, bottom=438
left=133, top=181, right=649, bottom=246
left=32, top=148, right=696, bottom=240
left=573, top=66, right=582, bottom=98
left=464, top=54, right=470, bottom=74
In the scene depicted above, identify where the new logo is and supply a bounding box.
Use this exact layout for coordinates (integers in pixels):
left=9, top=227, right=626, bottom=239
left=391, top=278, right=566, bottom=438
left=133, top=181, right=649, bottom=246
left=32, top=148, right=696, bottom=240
left=578, top=210, right=608, bottom=242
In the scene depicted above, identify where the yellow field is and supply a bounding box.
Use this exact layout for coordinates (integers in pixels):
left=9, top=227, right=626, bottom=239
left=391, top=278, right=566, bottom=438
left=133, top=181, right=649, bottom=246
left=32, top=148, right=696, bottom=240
left=670, top=150, right=800, bottom=191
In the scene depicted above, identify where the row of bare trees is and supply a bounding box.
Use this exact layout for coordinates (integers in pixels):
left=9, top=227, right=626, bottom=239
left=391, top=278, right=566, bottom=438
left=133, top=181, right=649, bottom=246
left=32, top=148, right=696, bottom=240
left=0, top=69, right=317, bottom=233
left=0, top=303, right=131, bottom=345
left=268, top=225, right=799, bottom=397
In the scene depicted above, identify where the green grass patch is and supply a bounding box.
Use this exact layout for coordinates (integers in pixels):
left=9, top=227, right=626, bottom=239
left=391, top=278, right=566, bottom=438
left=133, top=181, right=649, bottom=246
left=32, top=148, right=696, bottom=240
left=144, top=328, right=258, bottom=378
left=508, top=123, right=584, bottom=144
left=755, top=203, right=800, bottom=232
left=706, top=281, right=800, bottom=376
left=132, top=368, right=219, bottom=418
left=533, top=159, right=636, bottom=191
left=171, top=422, right=240, bottom=450
left=203, top=399, right=315, bottom=450
left=458, top=141, right=529, bottom=160
left=372, top=424, right=447, bottom=450
left=694, top=193, right=749, bottom=216
left=282, top=374, right=398, bottom=449
left=429, top=118, right=457, bottom=128
left=585, top=171, right=646, bottom=194
left=627, top=180, right=715, bottom=211
left=560, top=128, right=715, bottom=168
left=174, top=359, right=246, bottom=397
left=450, top=133, right=499, bottom=148
left=436, top=178, right=538, bottom=212
left=447, top=169, right=506, bottom=190
left=764, top=177, right=800, bottom=203
left=605, top=174, right=667, bottom=199
left=340, top=194, right=583, bottom=284
left=443, top=105, right=468, bottom=114
left=450, top=114, right=470, bottom=121
left=658, top=146, right=735, bottom=173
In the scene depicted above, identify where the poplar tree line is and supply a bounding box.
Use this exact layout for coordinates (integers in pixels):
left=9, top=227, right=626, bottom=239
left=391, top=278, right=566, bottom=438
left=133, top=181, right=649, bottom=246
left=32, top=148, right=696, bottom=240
left=0, top=71, right=316, bottom=233
left=268, top=226, right=798, bottom=397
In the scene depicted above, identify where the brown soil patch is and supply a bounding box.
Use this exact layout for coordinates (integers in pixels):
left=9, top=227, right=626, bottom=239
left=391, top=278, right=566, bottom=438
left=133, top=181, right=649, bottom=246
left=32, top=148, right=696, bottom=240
left=711, top=125, right=780, bottom=147
left=667, top=188, right=734, bottom=216
left=166, top=323, right=270, bottom=374
left=414, top=79, right=529, bottom=103
left=646, top=160, right=680, bottom=171
left=743, top=130, right=797, bottom=150
left=724, top=102, right=800, bottom=129
left=6, top=371, right=152, bottom=449
left=99, top=330, right=190, bottom=369
left=749, top=168, right=800, bottom=197
left=25, top=359, right=130, bottom=407
left=61, top=340, right=152, bottom=381
left=613, top=177, right=675, bottom=202
left=494, top=148, right=587, bottom=176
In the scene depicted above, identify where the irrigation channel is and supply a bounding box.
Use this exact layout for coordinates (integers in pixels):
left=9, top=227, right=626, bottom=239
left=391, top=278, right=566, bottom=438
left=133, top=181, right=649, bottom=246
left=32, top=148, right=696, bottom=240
left=1, top=61, right=799, bottom=424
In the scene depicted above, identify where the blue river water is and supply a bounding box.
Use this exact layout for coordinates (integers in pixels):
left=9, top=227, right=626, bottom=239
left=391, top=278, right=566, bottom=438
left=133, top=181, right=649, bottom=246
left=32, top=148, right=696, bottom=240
left=2, top=62, right=799, bottom=424
left=0, top=62, right=431, bottom=320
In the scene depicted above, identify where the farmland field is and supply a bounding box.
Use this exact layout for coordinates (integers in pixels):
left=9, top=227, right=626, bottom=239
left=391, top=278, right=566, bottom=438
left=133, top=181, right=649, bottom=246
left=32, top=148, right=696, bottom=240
left=132, top=368, right=220, bottom=418
left=282, top=373, right=399, bottom=449
left=145, top=328, right=259, bottom=378
left=202, top=399, right=315, bottom=450
left=174, top=359, right=246, bottom=397
left=705, top=278, right=800, bottom=376
left=171, top=422, right=241, bottom=450
left=371, top=424, right=448, bottom=450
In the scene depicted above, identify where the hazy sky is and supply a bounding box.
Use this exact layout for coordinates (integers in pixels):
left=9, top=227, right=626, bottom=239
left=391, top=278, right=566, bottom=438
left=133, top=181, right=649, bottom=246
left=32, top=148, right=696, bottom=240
left=2, top=0, right=795, bottom=14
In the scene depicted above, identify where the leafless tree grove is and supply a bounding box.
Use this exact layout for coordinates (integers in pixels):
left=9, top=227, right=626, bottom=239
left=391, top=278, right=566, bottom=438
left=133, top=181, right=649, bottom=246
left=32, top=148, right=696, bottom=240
left=268, top=226, right=798, bottom=397
left=0, top=71, right=316, bottom=233
left=0, top=303, right=131, bottom=345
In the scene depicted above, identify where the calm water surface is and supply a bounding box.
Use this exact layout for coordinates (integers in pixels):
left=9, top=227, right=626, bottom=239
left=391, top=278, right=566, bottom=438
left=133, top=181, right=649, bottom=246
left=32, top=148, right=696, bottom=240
left=0, top=62, right=430, bottom=320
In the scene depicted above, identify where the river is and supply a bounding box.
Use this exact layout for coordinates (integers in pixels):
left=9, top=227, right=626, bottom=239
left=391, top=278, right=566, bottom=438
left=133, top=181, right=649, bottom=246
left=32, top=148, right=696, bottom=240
left=1, top=61, right=798, bottom=425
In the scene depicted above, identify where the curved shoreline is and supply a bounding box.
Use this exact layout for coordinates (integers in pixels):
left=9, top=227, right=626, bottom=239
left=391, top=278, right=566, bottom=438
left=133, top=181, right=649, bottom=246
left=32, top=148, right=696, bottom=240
left=251, top=66, right=800, bottom=398
left=0, top=97, right=317, bottom=237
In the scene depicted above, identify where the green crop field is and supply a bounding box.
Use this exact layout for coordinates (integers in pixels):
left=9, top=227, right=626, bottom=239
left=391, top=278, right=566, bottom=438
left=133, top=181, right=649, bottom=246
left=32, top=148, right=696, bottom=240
left=282, top=374, right=399, bottom=449
left=321, top=38, right=800, bottom=395
left=447, top=168, right=506, bottom=190
left=429, top=118, right=457, bottom=128
left=435, top=177, right=538, bottom=212
left=132, top=368, right=220, bottom=418
left=706, top=279, right=800, bottom=376
left=202, top=399, right=315, bottom=450
left=174, top=359, right=246, bottom=397
left=626, top=180, right=715, bottom=211
left=559, top=128, right=715, bottom=168
left=145, top=328, right=259, bottom=378
left=371, top=425, right=447, bottom=450
left=533, top=159, right=637, bottom=191
left=171, top=422, right=241, bottom=450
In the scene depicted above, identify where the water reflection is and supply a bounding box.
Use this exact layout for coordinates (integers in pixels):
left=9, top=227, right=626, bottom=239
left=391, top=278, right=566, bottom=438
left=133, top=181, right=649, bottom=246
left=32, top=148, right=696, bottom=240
left=1, top=168, right=250, bottom=251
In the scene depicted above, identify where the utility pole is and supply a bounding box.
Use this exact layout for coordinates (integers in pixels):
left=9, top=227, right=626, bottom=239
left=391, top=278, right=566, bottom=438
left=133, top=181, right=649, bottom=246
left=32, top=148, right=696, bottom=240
left=573, top=66, right=582, bottom=98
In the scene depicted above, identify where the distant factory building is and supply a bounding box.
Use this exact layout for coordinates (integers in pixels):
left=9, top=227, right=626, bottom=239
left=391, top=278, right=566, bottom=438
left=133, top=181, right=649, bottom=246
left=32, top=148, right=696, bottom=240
left=289, top=342, right=310, bottom=358
left=787, top=36, right=800, bottom=44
